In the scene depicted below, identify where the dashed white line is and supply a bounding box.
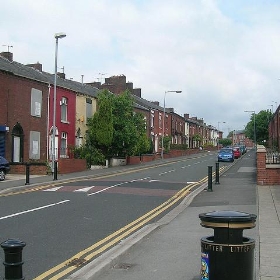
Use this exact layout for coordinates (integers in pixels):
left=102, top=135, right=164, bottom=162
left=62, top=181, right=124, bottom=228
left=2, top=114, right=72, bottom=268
left=0, top=200, right=70, bottom=220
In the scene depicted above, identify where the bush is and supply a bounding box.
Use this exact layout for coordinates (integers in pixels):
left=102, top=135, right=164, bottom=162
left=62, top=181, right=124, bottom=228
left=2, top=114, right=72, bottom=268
left=170, top=144, right=189, bottom=150
left=73, top=145, right=106, bottom=168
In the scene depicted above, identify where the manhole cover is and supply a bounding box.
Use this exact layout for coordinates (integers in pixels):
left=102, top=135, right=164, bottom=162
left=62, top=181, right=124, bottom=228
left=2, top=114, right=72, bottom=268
left=67, top=258, right=88, bottom=267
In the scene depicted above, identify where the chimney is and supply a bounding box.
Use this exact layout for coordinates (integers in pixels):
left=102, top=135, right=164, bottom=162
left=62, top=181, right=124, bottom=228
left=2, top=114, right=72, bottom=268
left=86, top=82, right=101, bottom=88
left=104, top=75, right=127, bottom=94
left=0, top=52, right=13, bottom=62
left=126, top=82, right=133, bottom=92
left=133, top=88, right=141, bottom=97
left=184, top=114, right=190, bottom=119
left=26, top=62, right=42, bottom=72
left=151, top=101, right=160, bottom=106
left=166, top=108, right=174, bottom=113
left=57, top=72, right=65, bottom=79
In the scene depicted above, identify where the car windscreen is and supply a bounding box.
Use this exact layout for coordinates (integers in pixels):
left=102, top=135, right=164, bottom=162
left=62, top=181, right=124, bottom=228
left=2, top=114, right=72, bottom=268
left=219, top=149, right=232, bottom=153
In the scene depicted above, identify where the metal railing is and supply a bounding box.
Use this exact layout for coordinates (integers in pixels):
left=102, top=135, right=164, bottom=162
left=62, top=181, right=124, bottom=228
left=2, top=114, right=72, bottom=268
left=266, top=151, right=280, bottom=164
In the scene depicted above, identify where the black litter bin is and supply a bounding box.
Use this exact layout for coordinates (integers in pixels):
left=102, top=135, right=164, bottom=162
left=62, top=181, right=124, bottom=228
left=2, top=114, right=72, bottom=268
left=199, top=210, right=257, bottom=280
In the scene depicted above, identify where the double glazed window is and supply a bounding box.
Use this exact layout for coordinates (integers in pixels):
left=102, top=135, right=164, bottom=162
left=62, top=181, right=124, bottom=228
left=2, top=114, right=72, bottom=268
left=61, top=132, right=67, bottom=157
left=60, top=97, right=68, bottom=122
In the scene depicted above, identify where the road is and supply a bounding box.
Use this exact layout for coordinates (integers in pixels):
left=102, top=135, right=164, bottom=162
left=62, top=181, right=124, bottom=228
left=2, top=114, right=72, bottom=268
left=0, top=151, right=232, bottom=279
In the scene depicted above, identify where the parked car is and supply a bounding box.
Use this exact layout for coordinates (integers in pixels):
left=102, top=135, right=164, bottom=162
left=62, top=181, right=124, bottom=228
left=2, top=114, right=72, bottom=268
left=233, top=146, right=241, bottom=159
left=0, top=156, right=10, bottom=181
left=239, top=145, right=247, bottom=154
left=218, top=148, right=234, bottom=162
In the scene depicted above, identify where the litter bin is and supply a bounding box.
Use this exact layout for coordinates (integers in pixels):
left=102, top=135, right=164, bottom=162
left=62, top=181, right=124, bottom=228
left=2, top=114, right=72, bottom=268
left=199, top=210, right=256, bottom=280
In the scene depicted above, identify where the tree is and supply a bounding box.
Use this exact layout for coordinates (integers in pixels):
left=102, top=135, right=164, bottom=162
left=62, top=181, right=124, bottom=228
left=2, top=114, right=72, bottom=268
left=133, top=112, right=151, bottom=155
left=75, top=90, right=114, bottom=166
left=76, top=90, right=151, bottom=165
left=110, top=90, right=138, bottom=156
left=245, top=110, right=272, bottom=145
left=219, top=138, right=232, bottom=147
left=87, top=90, right=114, bottom=158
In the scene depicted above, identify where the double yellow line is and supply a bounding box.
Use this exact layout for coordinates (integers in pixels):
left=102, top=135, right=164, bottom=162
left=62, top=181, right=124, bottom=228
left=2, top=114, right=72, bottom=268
left=35, top=176, right=209, bottom=279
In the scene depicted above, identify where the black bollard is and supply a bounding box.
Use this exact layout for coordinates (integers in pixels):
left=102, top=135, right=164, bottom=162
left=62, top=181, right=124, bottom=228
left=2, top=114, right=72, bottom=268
left=215, top=162, right=220, bottom=184
left=53, top=161, right=58, bottom=180
left=1, top=239, right=26, bottom=280
left=25, top=163, right=30, bottom=185
left=207, top=166, right=213, bottom=192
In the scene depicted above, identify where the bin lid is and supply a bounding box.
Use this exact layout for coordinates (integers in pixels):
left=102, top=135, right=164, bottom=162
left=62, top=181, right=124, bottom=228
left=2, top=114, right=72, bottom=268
left=199, top=210, right=257, bottom=229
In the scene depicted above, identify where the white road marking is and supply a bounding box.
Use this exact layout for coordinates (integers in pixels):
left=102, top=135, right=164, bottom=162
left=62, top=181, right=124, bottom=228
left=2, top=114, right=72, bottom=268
left=88, top=185, right=116, bottom=196
left=0, top=200, right=70, bottom=221
left=74, top=186, right=95, bottom=192
left=43, top=186, right=64, bottom=192
left=159, top=169, right=175, bottom=176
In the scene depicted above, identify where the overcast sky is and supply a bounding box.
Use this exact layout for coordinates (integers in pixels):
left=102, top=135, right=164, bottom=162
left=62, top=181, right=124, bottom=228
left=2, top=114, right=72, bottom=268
left=2, top=0, right=280, bottom=135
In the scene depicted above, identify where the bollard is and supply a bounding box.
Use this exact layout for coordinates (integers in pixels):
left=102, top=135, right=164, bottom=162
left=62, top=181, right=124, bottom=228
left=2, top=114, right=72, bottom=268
left=207, top=166, right=213, bottom=192
left=1, top=239, right=26, bottom=280
left=25, top=163, right=30, bottom=185
left=199, top=210, right=256, bottom=280
left=215, top=162, right=220, bottom=185
left=53, top=161, right=58, bottom=180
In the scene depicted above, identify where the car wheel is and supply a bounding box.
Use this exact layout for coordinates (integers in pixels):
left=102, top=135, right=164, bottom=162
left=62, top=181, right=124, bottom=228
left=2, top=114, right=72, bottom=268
left=0, top=170, right=5, bottom=181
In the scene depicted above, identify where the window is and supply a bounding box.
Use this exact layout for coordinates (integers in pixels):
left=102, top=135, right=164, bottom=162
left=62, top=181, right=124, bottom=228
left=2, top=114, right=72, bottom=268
left=86, top=98, right=92, bottom=122
left=61, top=132, right=67, bottom=157
left=31, top=88, right=42, bottom=117
left=60, top=97, right=68, bottom=122
left=151, top=113, right=154, bottom=128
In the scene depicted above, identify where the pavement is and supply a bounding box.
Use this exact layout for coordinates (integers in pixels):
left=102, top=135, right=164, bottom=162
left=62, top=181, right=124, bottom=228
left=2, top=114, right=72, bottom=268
left=0, top=149, right=279, bottom=280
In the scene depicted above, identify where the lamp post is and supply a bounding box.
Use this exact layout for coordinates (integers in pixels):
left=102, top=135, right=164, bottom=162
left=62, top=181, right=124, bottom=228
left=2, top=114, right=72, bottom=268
left=217, top=121, right=226, bottom=150
left=244, top=110, right=256, bottom=148
left=161, top=90, right=182, bottom=159
left=52, top=32, right=66, bottom=179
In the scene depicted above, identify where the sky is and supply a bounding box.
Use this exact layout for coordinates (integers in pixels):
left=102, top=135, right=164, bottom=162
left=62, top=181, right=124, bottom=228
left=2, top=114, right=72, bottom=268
left=1, top=0, right=280, bottom=136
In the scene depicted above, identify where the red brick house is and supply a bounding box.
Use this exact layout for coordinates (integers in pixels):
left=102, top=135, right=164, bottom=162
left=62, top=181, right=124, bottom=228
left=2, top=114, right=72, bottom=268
left=0, top=52, right=49, bottom=163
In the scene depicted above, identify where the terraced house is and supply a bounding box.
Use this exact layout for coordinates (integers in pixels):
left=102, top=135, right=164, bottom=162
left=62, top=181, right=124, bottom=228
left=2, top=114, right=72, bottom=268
left=0, top=52, right=221, bottom=174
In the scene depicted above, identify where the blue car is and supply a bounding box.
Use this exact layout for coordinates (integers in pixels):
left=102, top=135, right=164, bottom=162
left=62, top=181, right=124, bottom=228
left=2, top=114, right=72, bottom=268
left=0, top=156, right=10, bottom=181
left=218, top=148, right=234, bottom=162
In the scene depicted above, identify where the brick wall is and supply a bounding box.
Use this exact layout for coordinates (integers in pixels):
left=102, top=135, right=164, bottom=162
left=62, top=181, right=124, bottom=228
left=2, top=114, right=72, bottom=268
left=0, top=71, right=48, bottom=162
left=58, top=158, right=87, bottom=174
left=10, top=163, right=47, bottom=175
left=257, top=145, right=280, bottom=185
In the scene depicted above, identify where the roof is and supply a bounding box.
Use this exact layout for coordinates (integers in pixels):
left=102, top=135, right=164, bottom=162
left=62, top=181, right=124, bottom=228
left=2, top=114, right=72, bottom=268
left=0, top=55, right=99, bottom=98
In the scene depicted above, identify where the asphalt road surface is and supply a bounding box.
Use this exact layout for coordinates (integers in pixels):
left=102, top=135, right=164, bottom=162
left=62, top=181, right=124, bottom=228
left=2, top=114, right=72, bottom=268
left=0, top=151, right=232, bottom=279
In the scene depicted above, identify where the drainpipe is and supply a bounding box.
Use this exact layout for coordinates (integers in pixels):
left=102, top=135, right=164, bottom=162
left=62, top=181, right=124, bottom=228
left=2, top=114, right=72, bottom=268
left=47, top=83, right=51, bottom=162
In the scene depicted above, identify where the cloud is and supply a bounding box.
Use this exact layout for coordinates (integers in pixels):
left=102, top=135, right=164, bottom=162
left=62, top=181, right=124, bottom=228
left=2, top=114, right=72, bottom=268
left=1, top=0, right=280, bottom=135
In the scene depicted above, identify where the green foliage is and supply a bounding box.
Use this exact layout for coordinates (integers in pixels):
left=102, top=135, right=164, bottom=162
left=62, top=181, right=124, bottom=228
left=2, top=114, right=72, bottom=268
left=193, top=134, right=202, bottom=142
left=170, top=144, right=189, bottom=150
left=111, top=90, right=138, bottom=156
left=161, top=136, right=172, bottom=153
left=133, top=112, right=151, bottom=155
left=86, top=90, right=114, bottom=158
left=78, top=89, right=151, bottom=164
left=245, top=110, right=272, bottom=144
left=219, top=138, right=232, bottom=147
left=73, top=145, right=105, bottom=167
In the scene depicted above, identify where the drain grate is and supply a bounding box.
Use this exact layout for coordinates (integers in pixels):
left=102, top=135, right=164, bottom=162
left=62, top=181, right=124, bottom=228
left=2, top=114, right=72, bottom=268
left=67, top=258, right=88, bottom=267
left=114, top=263, right=135, bottom=270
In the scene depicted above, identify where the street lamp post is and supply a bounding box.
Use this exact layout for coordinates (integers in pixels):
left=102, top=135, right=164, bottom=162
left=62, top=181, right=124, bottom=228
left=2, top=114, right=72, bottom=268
left=52, top=32, right=66, bottom=179
left=244, top=110, right=256, bottom=148
left=161, top=90, right=182, bottom=159
left=217, top=121, right=226, bottom=150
